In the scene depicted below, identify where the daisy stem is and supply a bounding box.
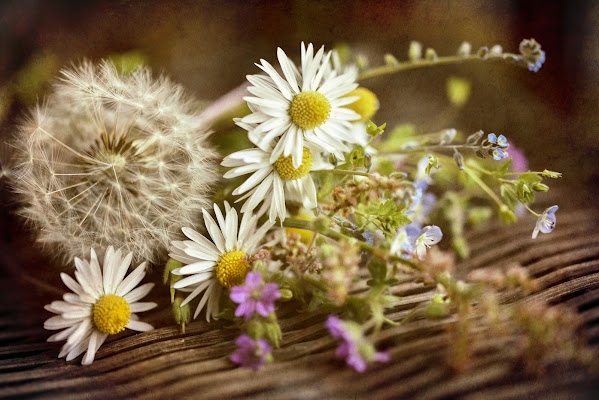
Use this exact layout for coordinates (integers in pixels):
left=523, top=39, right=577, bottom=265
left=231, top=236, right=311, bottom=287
left=282, top=218, right=423, bottom=272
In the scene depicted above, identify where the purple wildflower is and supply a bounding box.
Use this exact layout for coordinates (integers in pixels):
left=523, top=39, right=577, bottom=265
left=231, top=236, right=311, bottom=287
left=230, top=334, right=272, bottom=370
left=230, top=271, right=281, bottom=321
left=326, top=315, right=390, bottom=373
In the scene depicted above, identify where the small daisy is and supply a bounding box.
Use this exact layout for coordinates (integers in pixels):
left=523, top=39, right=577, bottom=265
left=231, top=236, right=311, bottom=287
left=239, top=42, right=361, bottom=168
left=44, top=247, right=156, bottom=365
left=169, top=203, right=274, bottom=320
left=222, top=143, right=332, bottom=222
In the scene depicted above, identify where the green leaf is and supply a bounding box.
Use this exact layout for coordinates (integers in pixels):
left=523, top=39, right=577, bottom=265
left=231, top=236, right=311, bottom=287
left=496, top=158, right=512, bottom=177
left=542, top=170, right=562, bottom=178
left=500, top=184, right=518, bottom=211
left=349, top=146, right=366, bottom=167
left=367, top=258, right=388, bottom=283
left=366, top=120, right=386, bottom=137
left=499, top=205, right=517, bottom=225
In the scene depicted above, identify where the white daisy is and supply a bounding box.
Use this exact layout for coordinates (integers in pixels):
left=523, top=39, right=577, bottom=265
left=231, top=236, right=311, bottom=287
left=44, top=247, right=156, bottom=365
left=239, top=42, right=361, bottom=168
left=169, top=203, right=274, bottom=320
left=221, top=143, right=332, bottom=223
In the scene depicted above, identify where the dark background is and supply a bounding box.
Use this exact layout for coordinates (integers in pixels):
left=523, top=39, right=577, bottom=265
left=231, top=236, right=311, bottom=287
left=0, top=0, right=598, bottom=299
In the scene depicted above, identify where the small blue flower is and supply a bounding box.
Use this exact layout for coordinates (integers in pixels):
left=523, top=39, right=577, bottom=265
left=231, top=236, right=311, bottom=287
left=493, top=148, right=507, bottom=160
left=390, top=225, right=420, bottom=258
left=414, top=225, right=443, bottom=260
left=488, top=133, right=497, bottom=144
left=363, top=230, right=374, bottom=245
left=532, top=205, right=558, bottom=239
left=528, top=51, right=545, bottom=72
left=497, top=134, right=508, bottom=147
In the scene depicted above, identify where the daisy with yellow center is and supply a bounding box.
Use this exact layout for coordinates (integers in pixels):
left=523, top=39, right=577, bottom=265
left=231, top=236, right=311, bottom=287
left=169, top=202, right=274, bottom=320
left=221, top=143, right=332, bottom=223
left=44, top=247, right=156, bottom=365
left=239, top=42, right=361, bottom=168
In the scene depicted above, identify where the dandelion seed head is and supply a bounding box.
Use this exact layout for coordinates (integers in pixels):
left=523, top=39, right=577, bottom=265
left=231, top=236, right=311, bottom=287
left=8, top=60, right=218, bottom=265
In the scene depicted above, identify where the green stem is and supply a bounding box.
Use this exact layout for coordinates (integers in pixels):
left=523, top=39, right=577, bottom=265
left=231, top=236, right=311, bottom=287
left=326, top=169, right=373, bottom=178
left=282, top=217, right=423, bottom=272
left=468, top=163, right=495, bottom=176
left=502, top=171, right=544, bottom=176
left=377, top=143, right=482, bottom=156
left=503, top=185, right=541, bottom=217
left=397, top=303, right=426, bottom=327
left=359, top=55, right=481, bottom=81
left=462, top=167, right=504, bottom=207
left=359, top=51, right=530, bottom=81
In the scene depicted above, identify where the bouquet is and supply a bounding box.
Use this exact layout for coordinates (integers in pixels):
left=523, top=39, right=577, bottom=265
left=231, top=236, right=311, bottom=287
left=2, top=38, right=587, bottom=374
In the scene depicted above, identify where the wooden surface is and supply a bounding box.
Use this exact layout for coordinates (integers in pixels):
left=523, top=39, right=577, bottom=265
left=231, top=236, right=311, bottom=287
left=1, top=187, right=598, bottom=399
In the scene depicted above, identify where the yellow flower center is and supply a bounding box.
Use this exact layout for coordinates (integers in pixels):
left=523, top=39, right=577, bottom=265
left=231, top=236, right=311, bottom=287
left=93, top=294, right=131, bottom=335
left=343, top=87, right=379, bottom=123
left=274, top=147, right=313, bottom=181
left=288, top=91, right=331, bottom=130
left=216, top=250, right=249, bottom=288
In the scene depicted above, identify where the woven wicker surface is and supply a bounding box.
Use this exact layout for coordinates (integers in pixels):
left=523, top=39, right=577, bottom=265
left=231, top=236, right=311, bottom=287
left=1, top=186, right=598, bottom=400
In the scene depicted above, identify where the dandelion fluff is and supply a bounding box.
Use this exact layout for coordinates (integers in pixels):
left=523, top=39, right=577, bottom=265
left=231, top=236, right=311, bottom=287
left=9, top=60, right=218, bottom=265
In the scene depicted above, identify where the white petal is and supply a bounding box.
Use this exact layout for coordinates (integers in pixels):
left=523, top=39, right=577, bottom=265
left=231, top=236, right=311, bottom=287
left=173, top=272, right=213, bottom=289
left=123, top=282, right=154, bottom=303
left=194, top=282, right=216, bottom=319
left=82, top=330, right=100, bottom=365
left=180, top=279, right=213, bottom=307
left=177, top=260, right=216, bottom=275
left=225, top=207, right=238, bottom=250
left=112, top=251, right=133, bottom=291
left=60, top=273, right=84, bottom=296
left=47, top=324, right=78, bottom=342
left=102, top=246, right=116, bottom=294
left=278, top=47, right=300, bottom=93
left=66, top=318, right=93, bottom=346
left=125, top=320, right=154, bottom=332
left=213, top=203, right=226, bottom=234
left=115, top=263, right=147, bottom=297
left=232, top=167, right=271, bottom=196
left=202, top=209, right=226, bottom=253
left=181, top=227, right=220, bottom=256
left=129, top=302, right=157, bottom=313
left=44, top=315, right=82, bottom=330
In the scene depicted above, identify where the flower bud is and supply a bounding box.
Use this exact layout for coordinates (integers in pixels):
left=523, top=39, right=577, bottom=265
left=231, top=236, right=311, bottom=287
left=172, top=297, right=191, bottom=333
left=408, top=41, right=423, bottom=61
left=278, top=289, right=293, bottom=301
left=532, top=183, right=549, bottom=192
left=425, top=48, right=438, bottom=63
left=499, top=205, right=517, bottom=225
